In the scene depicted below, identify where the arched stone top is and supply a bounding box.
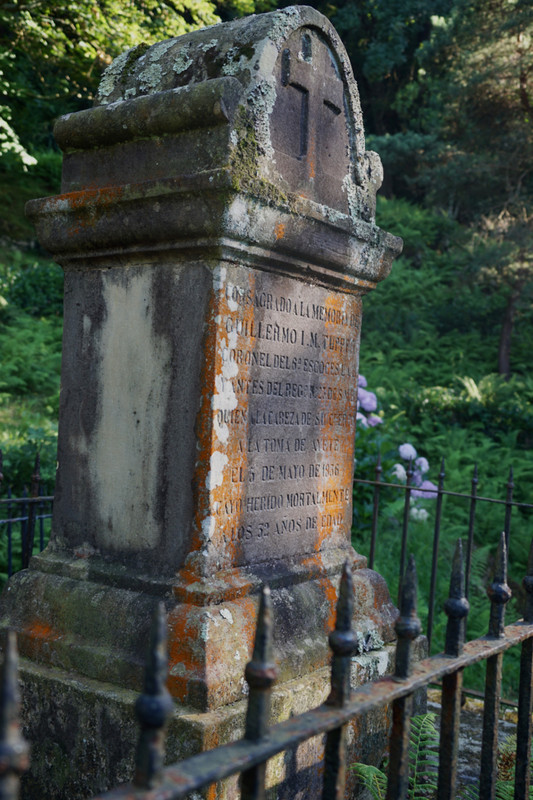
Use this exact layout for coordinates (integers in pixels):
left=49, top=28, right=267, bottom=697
left=33, top=6, right=401, bottom=283
left=91, top=6, right=380, bottom=221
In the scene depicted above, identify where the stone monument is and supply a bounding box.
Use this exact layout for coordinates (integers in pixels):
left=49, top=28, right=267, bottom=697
left=0, top=6, right=403, bottom=797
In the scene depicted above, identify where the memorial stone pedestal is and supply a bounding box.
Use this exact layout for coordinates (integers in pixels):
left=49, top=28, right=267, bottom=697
left=0, top=6, right=407, bottom=797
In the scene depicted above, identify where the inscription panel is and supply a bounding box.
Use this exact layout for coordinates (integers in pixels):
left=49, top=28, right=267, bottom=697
left=202, top=264, right=362, bottom=567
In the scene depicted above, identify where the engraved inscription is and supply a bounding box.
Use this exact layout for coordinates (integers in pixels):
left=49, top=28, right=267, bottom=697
left=207, top=266, right=362, bottom=565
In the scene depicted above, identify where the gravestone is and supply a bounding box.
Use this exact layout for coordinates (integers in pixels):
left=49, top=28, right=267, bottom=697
left=0, top=6, right=404, bottom=797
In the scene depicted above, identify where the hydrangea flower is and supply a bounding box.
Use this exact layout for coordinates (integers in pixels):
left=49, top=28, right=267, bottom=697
left=358, top=374, right=368, bottom=388
left=415, top=456, right=429, bottom=474
left=410, top=507, right=429, bottom=522
left=367, top=415, right=383, bottom=427
left=398, top=443, right=417, bottom=461
left=358, top=388, right=378, bottom=413
left=392, top=463, right=407, bottom=482
left=356, top=411, right=369, bottom=428
left=412, top=480, right=439, bottom=500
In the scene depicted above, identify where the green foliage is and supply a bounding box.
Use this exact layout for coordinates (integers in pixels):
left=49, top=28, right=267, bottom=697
left=351, top=196, right=533, bottom=699
left=0, top=310, right=62, bottom=396
left=352, top=716, right=533, bottom=799
left=0, top=247, right=63, bottom=317
left=353, top=714, right=439, bottom=799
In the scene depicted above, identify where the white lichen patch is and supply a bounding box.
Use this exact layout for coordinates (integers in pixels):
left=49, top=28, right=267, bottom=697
left=200, top=39, right=219, bottom=52
left=212, top=264, right=227, bottom=293
left=240, top=675, right=249, bottom=696
left=342, top=172, right=361, bottom=219
left=97, top=48, right=133, bottom=101
left=201, top=514, right=216, bottom=541
left=225, top=283, right=238, bottom=312
left=219, top=607, right=234, bottom=624
left=206, top=450, right=228, bottom=490
left=213, top=329, right=239, bottom=444
left=138, top=62, right=163, bottom=93
left=147, top=38, right=177, bottom=63
left=226, top=196, right=251, bottom=238
left=124, top=87, right=138, bottom=101
left=173, top=46, right=193, bottom=75
left=169, top=662, right=187, bottom=676
left=256, top=39, right=278, bottom=75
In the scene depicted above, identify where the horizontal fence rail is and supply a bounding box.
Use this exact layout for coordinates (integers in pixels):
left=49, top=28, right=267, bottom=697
left=354, top=457, right=533, bottom=651
left=0, top=452, right=53, bottom=576
left=1, top=533, right=532, bottom=799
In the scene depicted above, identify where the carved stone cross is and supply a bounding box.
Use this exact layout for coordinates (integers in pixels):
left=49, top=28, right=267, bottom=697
left=271, top=29, right=351, bottom=210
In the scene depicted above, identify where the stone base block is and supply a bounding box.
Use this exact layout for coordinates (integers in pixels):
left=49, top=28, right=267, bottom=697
left=16, top=641, right=430, bottom=800
left=2, top=547, right=398, bottom=713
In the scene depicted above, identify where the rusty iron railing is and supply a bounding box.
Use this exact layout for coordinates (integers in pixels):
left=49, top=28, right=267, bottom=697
left=0, top=452, right=53, bottom=575
left=354, top=458, right=533, bottom=650
left=1, top=533, right=532, bottom=799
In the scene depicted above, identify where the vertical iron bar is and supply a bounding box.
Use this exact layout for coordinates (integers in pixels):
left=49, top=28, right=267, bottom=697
left=387, top=555, right=421, bottom=800
left=22, top=454, right=40, bottom=570
left=38, top=486, right=44, bottom=552
left=504, top=466, right=513, bottom=551
left=369, top=455, right=382, bottom=570
left=134, top=603, right=174, bottom=790
left=19, top=488, right=27, bottom=573
left=398, top=460, right=414, bottom=605
left=514, top=539, right=533, bottom=800
left=427, top=458, right=446, bottom=652
left=437, top=540, right=469, bottom=800
left=6, top=488, right=12, bottom=579
left=0, top=631, right=30, bottom=800
left=322, top=561, right=359, bottom=800
left=241, top=586, right=277, bottom=800
left=464, top=464, right=478, bottom=601
left=480, top=533, right=512, bottom=800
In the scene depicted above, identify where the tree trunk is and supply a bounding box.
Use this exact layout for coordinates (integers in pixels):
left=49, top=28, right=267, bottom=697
left=498, top=290, right=519, bottom=379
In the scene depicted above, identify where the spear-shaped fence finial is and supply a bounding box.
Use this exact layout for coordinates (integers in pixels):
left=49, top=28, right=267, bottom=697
left=326, top=560, right=358, bottom=708
left=444, top=539, right=470, bottom=657
left=487, top=532, right=512, bottom=638
left=244, top=585, right=277, bottom=743
left=395, top=555, right=421, bottom=680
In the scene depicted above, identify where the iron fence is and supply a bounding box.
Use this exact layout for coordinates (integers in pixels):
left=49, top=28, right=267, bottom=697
left=0, top=452, right=53, bottom=576
left=1, top=533, right=532, bottom=799
left=353, top=458, right=533, bottom=651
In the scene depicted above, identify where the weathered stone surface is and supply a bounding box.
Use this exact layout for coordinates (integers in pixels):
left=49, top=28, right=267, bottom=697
left=18, top=638, right=427, bottom=799
left=1, top=5, right=404, bottom=796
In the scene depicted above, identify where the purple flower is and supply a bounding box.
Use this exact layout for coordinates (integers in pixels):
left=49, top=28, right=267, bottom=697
left=412, top=480, right=439, bottom=500
left=399, top=443, right=417, bottom=461
left=358, top=388, right=378, bottom=412
left=415, top=456, right=429, bottom=475
left=356, top=411, right=369, bottom=428
left=367, top=415, right=383, bottom=427
left=358, top=374, right=368, bottom=388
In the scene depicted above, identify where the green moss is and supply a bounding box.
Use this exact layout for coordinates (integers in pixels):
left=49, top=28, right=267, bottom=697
left=229, top=106, right=288, bottom=209
left=120, top=43, right=150, bottom=83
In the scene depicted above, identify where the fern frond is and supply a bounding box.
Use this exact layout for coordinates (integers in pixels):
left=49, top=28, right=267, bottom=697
left=494, top=780, right=515, bottom=800
left=409, top=713, right=439, bottom=798
left=352, top=763, right=387, bottom=800
left=457, top=784, right=480, bottom=800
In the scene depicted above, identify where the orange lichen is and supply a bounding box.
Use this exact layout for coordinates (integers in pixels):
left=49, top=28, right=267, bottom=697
left=25, top=622, right=62, bottom=641
left=274, top=222, right=285, bottom=240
